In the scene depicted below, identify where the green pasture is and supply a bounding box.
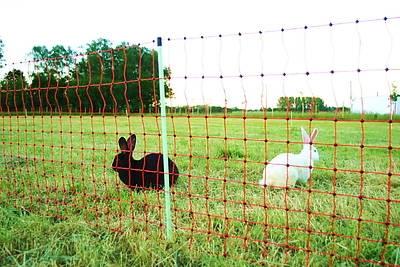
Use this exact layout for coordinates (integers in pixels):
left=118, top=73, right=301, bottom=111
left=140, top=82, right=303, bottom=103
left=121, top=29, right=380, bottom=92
left=0, top=113, right=399, bottom=266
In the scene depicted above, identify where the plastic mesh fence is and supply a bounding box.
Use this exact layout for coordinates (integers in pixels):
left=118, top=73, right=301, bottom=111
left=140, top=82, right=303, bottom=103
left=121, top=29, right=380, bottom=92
left=1, top=17, right=400, bottom=265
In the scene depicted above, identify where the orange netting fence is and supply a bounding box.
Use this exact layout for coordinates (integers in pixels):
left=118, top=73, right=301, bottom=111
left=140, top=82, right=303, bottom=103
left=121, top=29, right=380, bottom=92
left=1, top=16, right=400, bottom=265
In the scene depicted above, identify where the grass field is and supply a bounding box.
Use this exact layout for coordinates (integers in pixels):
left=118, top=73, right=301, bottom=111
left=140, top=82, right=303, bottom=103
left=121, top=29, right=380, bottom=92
left=1, top=113, right=400, bottom=266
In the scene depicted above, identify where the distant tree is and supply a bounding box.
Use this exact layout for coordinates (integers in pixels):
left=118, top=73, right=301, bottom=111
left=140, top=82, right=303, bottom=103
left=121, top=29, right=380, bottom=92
left=294, top=96, right=303, bottom=112
left=276, top=96, right=328, bottom=112
left=1, top=39, right=175, bottom=114
left=31, top=46, right=50, bottom=72
left=31, top=44, right=75, bottom=75
left=390, top=82, right=399, bottom=115
left=313, top=97, right=326, bottom=112
left=277, top=96, right=294, bottom=111
left=303, top=97, right=313, bottom=111
left=30, top=45, right=76, bottom=112
left=390, top=83, right=399, bottom=102
left=68, top=38, right=114, bottom=113
left=0, top=39, right=4, bottom=68
left=49, top=45, right=75, bottom=77
left=69, top=39, right=174, bottom=113
left=0, top=69, right=28, bottom=112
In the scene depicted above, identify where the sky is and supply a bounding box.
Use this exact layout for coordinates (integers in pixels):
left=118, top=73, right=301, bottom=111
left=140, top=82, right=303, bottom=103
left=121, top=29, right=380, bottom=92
left=1, top=0, right=400, bottom=109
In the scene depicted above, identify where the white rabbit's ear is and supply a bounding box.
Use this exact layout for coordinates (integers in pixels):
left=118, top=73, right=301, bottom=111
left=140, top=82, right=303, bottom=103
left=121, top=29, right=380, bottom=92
left=118, top=137, right=128, bottom=152
left=310, top=128, right=319, bottom=142
left=301, top=127, right=311, bottom=144
left=127, top=134, right=136, bottom=153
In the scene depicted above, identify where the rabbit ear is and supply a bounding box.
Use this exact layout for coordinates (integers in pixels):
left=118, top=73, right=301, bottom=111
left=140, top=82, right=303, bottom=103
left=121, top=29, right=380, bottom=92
left=310, top=128, right=319, bottom=142
left=127, top=134, right=136, bottom=153
left=118, top=137, right=129, bottom=152
left=301, top=127, right=311, bottom=144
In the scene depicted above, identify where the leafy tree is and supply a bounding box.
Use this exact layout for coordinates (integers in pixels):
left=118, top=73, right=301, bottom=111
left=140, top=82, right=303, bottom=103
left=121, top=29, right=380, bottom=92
left=31, top=46, right=50, bottom=72
left=69, top=39, right=174, bottom=113
left=313, top=97, right=326, bottom=112
left=0, top=39, right=4, bottom=68
left=49, top=45, right=75, bottom=77
left=0, top=69, right=28, bottom=112
left=294, top=96, right=303, bottom=112
left=276, top=96, right=328, bottom=112
left=30, top=45, right=75, bottom=112
left=390, top=83, right=399, bottom=102
left=277, top=96, right=294, bottom=111
left=1, top=39, right=175, bottom=113
left=390, top=82, right=399, bottom=115
left=31, top=44, right=75, bottom=75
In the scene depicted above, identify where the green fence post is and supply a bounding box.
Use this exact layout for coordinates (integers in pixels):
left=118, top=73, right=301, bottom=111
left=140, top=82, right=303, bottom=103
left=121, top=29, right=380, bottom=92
left=157, top=37, right=173, bottom=240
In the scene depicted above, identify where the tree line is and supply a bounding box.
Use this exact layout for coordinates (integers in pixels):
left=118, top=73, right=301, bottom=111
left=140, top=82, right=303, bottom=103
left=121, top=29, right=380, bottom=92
left=275, top=96, right=343, bottom=112
left=0, top=38, right=348, bottom=114
left=0, top=38, right=173, bottom=113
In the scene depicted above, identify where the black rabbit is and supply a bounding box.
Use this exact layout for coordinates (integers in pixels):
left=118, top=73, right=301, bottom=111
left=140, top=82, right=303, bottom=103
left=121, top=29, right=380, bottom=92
left=112, top=134, right=179, bottom=190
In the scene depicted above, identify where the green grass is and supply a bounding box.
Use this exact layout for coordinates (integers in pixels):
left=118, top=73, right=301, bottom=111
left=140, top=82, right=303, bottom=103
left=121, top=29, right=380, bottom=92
left=0, top=114, right=399, bottom=266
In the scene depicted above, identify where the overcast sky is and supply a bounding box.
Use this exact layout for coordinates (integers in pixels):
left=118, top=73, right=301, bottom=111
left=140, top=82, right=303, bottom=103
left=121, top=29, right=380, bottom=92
left=1, top=0, right=400, bottom=108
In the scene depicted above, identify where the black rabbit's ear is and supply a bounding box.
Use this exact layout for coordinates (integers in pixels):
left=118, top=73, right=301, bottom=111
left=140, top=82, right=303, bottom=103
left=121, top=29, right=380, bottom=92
left=127, top=134, right=136, bottom=152
left=118, top=137, right=129, bottom=152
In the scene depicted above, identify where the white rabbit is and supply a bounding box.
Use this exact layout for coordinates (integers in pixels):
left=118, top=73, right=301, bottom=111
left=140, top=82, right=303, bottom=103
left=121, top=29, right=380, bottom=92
left=259, top=127, right=319, bottom=188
